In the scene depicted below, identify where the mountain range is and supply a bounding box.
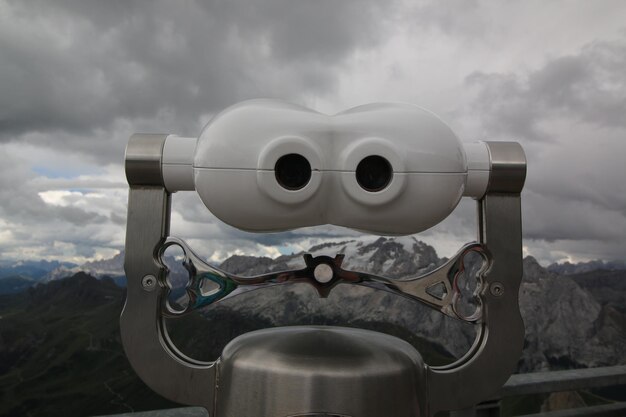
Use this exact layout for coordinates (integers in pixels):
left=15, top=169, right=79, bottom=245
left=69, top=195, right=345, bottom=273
left=547, top=259, right=626, bottom=275
left=0, top=259, right=77, bottom=280
left=4, top=236, right=624, bottom=370
left=183, top=237, right=625, bottom=371
left=0, top=236, right=624, bottom=416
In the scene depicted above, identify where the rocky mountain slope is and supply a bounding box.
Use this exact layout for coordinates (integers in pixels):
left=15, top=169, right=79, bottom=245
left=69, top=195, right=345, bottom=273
left=0, top=271, right=447, bottom=417
left=520, top=257, right=625, bottom=370
left=569, top=270, right=626, bottom=313
left=1, top=237, right=624, bottom=417
left=4, top=236, right=625, bottom=372
left=0, top=275, right=35, bottom=295
left=42, top=251, right=188, bottom=290
left=0, top=259, right=76, bottom=281
left=43, top=252, right=125, bottom=282
left=204, top=237, right=626, bottom=372
left=0, top=274, right=180, bottom=416
left=200, top=237, right=476, bottom=361
left=547, top=260, right=626, bottom=275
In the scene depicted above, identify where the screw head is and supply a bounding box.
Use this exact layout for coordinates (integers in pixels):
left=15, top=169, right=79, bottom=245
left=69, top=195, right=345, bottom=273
left=490, top=281, right=504, bottom=297
left=313, top=263, right=334, bottom=284
left=142, top=275, right=157, bottom=291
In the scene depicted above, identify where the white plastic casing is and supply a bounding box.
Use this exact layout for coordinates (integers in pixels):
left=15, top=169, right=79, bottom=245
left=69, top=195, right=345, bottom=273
left=177, top=99, right=487, bottom=235
left=464, top=141, right=491, bottom=199
left=162, top=135, right=197, bottom=191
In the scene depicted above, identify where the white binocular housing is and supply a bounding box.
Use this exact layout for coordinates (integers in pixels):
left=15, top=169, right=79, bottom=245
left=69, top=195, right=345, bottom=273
left=151, top=99, right=494, bottom=234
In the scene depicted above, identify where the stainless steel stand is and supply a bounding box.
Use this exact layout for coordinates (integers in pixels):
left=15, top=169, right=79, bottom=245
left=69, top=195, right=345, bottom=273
left=121, top=135, right=526, bottom=417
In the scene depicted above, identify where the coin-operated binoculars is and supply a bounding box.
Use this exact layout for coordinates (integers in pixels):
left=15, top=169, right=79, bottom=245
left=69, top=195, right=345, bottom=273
left=121, top=100, right=526, bottom=417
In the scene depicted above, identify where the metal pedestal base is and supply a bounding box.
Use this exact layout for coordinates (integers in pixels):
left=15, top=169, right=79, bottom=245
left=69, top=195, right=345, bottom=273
left=215, top=326, right=427, bottom=417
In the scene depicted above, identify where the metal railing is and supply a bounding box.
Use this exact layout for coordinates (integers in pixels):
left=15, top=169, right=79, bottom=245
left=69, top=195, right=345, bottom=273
left=451, top=365, right=626, bottom=417
left=97, top=366, right=626, bottom=417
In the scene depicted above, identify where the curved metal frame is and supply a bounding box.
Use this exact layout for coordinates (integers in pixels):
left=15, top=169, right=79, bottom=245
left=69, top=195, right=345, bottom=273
left=121, top=134, right=526, bottom=415
left=159, top=237, right=486, bottom=322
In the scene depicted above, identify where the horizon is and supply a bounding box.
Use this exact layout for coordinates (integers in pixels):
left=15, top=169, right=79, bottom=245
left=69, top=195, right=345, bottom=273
left=2, top=234, right=626, bottom=270
left=1, top=1, right=625, bottom=266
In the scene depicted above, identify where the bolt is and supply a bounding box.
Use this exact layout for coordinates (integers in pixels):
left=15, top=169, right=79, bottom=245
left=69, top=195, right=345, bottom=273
left=142, top=275, right=157, bottom=291
left=313, top=263, right=334, bottom=284
left=490, top=281, right=504, bottom=297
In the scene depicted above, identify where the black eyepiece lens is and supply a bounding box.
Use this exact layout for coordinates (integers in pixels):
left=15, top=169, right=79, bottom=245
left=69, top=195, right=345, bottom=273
left=356, top=155, right=392, bottom=192
left=275, top=153, right=311, bottom=190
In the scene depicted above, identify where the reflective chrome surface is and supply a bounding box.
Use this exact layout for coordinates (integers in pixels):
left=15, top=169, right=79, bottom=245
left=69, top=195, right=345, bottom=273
left=120, top=187, right=216, bottom=408
left=427, top=192, right=525, bottom=414
left=215, top=326, right=426, bottom=417
left=160, top=237, right=487, bottom=323
left=485, top=141, right=526, bottom=193
left=125, top=134, right=167, bottom=186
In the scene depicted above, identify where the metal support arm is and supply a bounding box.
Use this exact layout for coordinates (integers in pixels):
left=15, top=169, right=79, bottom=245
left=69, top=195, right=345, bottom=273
left=425, top=142, right=527, bottom=414
left=121, top=136, right=216, bottom=409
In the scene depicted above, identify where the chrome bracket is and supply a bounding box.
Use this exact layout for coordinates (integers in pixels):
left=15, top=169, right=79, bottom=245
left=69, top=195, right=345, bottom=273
left=159, top=237, right=487, bottom=323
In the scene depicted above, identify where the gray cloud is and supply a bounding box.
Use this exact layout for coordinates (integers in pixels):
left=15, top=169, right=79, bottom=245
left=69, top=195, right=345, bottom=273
left=0, top=153, right=108, bottom=226
left=0, top=0, right=398, bottom=153
left=1, top=1, right=625, bottom=265
left=523, top=191, right=626, bottom=242
left=466, top=37, right=626, bottom=141
left=405, top=0, right=486, bottom=37
left=0, top=0, right=404, bottom=262
left=464, top=36, right=626, bottom=261
left=0, top=145, right=126, bottom=261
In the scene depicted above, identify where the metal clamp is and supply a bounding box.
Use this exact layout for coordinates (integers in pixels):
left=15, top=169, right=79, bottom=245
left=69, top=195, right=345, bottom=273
left=121, top=134, right=526, bottom=416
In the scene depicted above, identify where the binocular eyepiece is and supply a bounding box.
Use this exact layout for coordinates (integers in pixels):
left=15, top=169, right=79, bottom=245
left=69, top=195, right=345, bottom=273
left=355, top=155, right=393, bottom=192
left=275, top=153, right=393, bottom=193
left=274, top=153, right=312, bottom=190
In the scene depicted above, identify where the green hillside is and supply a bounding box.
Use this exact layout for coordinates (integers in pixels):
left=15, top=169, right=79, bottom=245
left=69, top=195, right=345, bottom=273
left=0, top=274, right=178, bottom=417
left=0, top=273, right=454, bottom=417
left=0, top=275, right=34, bottom=295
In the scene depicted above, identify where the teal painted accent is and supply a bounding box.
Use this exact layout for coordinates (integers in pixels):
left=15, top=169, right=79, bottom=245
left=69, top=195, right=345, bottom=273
left=191, top=272, right=238, bottom=309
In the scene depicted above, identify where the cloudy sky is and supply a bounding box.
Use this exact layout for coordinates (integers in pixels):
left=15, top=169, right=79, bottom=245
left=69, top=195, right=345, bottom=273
left=1, top=0, right=625, bottom=266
